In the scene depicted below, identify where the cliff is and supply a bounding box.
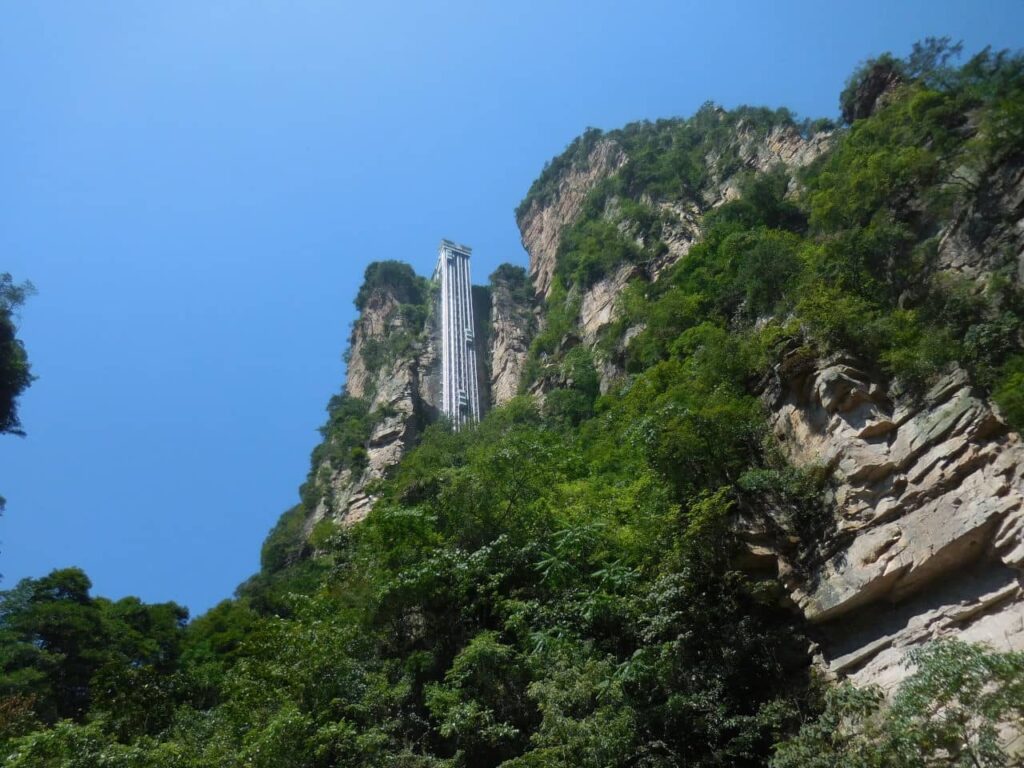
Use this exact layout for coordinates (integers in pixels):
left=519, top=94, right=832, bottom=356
left=515, top=109, right=835, bottom=397
left=506, top=86, right=1024, bottom=694
left=277, top=111, right=841, bottom=549
left=517, top=134, right=628, bottom=301
left=286, top=260, right=521, bottom=541
left=487, top=265, right=535, bottom=406
left=256, top=49, right=1024, bottom=714
left=13, top=43, right=1024, bottom=767
left=764, top=355, right=1024, bottom=690
left=317, top=275, right=440, bottom=526
left=267, top=92, right=1024, bottom=695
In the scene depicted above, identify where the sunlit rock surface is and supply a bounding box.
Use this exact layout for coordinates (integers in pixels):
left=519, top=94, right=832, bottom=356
left=765, top=353, right=1024, bottom=689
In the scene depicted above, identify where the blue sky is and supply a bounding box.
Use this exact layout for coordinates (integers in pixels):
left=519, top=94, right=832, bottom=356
left=1, top=1, right=1021, bottom=616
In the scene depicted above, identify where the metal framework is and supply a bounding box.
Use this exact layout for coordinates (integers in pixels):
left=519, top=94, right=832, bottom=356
left=434, top=239, right=481, bottom=428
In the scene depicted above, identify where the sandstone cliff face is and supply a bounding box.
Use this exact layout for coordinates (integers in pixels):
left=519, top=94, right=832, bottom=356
left=579, top=263, right=640, bottom=346
left=637, top=124, right=834, bottom=284
left=517, top=138, right=627, bottom=301
left=488, top=272, right=534, bottom=406
left=312, top=276, right=500, bottom=529
left=765, top=354, right=1024, bottom=690
left=311, top=287, right=439, bottom=528
left=311, top=108, right=1023, bottom=696
left=516, top=121, right=837, bottom=311
left=937, top=153, right=1024, bottom=285
left=750, top=143, right=1024, bottom=689
left=714, top=122, right=835, bottom=204
left=519, top=120, right=834, bottom=393
left=513, top=116, right=1024, bottom=694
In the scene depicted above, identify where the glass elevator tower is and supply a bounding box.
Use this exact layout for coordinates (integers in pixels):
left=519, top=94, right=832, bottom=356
left=434, top=239, right=481, bottom=428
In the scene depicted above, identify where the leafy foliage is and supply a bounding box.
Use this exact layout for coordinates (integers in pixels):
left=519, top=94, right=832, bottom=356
left=773, top=641, right=1024, bottom=768
left=354, top=260, right=428, bottom=311
left=604, top=43, right=1024, bottom=410
left=0, top=273, right=34, bottom=438
left=994, top=355, right=1024, bottom=427
left=0, top=568, right=187, bottom=739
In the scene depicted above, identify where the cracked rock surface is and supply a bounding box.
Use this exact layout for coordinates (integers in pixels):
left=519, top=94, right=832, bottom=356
left=766, top=353, right=1024, bottom=689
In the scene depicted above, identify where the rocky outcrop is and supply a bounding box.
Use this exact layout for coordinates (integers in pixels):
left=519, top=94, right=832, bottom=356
left=764, top=352, right=1024, bottom=690
left=636, top=125, right=835, bottom=281
left=312, top=288, right=439, bottom=528
left=713, top=123, right=835, bottom=205
left=517, top=121, right=833, bottom=357
left=648, top=200, right=702, bottom=279
left=319, top=369, right=422, bottom=525
left=937, top=153, right=1024, bottom=286
left=580, top=263, right=640, bottom=346
left=517, top=138, right=627, bottom=301
left=841, top=60, right=905, bottom=124
left=307, top=103, right=1023, bottom=701
left=344, top=289, right=402, bottom=401
left=310, top=272, right=502, bottom=529
left=488, top=270, right=534, bottom=406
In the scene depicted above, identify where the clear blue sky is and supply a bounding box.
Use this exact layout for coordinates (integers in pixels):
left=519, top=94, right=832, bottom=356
left=1, top=1, right=1021, bottom=616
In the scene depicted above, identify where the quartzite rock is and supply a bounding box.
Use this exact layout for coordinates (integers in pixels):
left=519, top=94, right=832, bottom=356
left=520, top=122, right=833, bottom=383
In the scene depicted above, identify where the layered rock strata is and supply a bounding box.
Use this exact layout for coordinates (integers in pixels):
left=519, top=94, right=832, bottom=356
left=765, top=353, right=1024, bottom=689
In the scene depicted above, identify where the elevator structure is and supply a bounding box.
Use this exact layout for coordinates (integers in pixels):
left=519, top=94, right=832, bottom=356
left=434, top=239, right=481, bottom=428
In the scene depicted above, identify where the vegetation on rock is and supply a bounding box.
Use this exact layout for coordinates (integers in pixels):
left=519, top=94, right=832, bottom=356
left=2, top=42, right=1024, bottom=766
left=529, top=39, right=1024, bottom=431
left=354, top=260, right=428, bottom=311
left=773, top=641, right=1024, bottom=768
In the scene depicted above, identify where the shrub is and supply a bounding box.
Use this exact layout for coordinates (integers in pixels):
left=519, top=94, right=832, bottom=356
left=354, top=261, right=427, bottom=310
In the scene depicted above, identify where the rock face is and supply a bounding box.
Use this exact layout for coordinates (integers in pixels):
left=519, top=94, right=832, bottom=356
left=579, top=263, right=640, bottom=346
left=765, top=353, right=1024, bottom=690
left=937, top=154, right=1024, bottom=286
left=488, top=271, right=535, bottom=406
left=711, top=122, right=836, bottom=206
left=637, top=124, right=834, bottom=281
left=517, top=138, right=627, bottom=301
left=512, top=115, right=1024, bottom=693
left=311, top=287, right=439, bottom=528
left=310, top=111, right=1024, bottom=697
left=516, top=120, right=833, bottom=391
left=313, top=277, right=497, bottom=528
left=841, top=60, right=905, bottom=124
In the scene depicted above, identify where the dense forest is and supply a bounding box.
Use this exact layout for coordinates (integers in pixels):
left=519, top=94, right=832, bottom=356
left=2, top=41, right=1024, bottom=767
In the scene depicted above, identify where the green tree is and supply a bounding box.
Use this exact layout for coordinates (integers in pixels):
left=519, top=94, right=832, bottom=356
left=0, top=274, right=34, bottom=437
left=773, top=641, right=1024, bottom=767
left=0, top=569, right=187, bottom=730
